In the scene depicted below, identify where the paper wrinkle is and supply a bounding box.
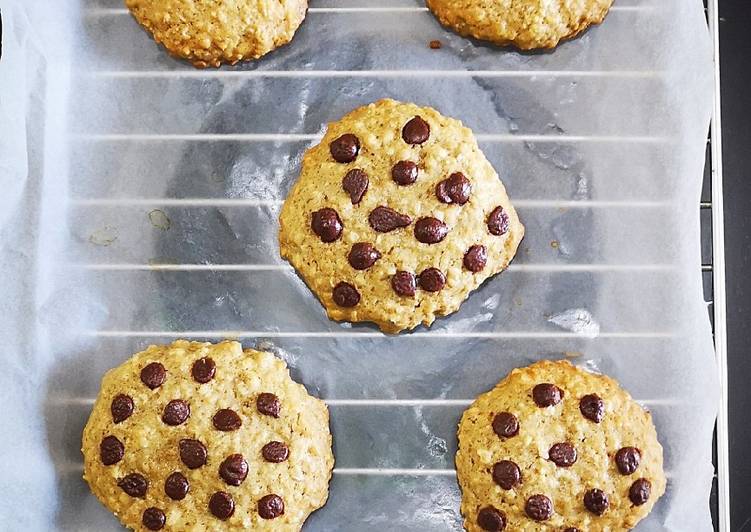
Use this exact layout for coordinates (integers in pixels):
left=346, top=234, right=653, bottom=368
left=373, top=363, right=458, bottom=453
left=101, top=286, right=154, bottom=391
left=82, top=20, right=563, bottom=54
left=0, top=0, right=719, bottom=530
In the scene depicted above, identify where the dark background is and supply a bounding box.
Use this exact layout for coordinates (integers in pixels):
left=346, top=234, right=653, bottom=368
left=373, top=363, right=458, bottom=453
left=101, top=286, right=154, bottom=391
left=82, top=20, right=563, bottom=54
left=719, top=1, right=751, bottom=530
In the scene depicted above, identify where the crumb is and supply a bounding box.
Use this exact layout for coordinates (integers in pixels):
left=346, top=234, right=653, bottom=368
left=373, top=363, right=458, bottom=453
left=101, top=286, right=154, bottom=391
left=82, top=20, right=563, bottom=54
left=550, top=240, right=559, bottom=249
left=429, top=40, right=442, bottom=49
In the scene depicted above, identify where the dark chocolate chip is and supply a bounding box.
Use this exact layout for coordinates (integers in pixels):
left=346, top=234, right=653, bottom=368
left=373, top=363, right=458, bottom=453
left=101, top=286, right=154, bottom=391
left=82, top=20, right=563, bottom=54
left=162, top=399, right=190, bottom=426
left=332, top=282, right=360, bottom=307
left=311, top=208, right=343, bottom=243
left=584, top=488, right=609, bottom=516
left=329, top=133, right=360, bottom=163
left=209, top=491, right=235, bottom=520
left=369, top=206, right=412, bottom=232
left=142, top=508, right=165, bottom=531
left=492, top=412, right=519, bottom=439
left=487, top=206, right=510, bottom=236
left=111, top=394, right=134, bottom=424
left=257, top=392, right=281, bottom=417
left=118, top=473, right=148, bottom=498
left=579, top=393, right=605, bottom=423
left=391, top=271, right=416, bottom=297
left=348, top=242, right=382, bottom=270
left=402, top=116, right=430, bottom=145
left=463, top=245, right=487, bottom=272
left=414, top=217, right=448, bottom=244
left=525, top=494, right=553, bottom=521
left=140, top=362, right=166, bottom=389
left=262, top=441, right=290, bottom=463
left=391, top=160, right=419, bottom=186
left=477, top=506, right=506, bottom=531
left=343, top=169, right=369, bottom=204
left=164, top=472, right=189, bottom=500
left=213, top=409, right=242, bottom=431
left=629, top=478, right=652, bottom=506
left=563, top=528, right=581, bottom=532
left=100, top=435, right=124, bottom=466
left=615, top=447, right=642, bottom=475
left=219, top=454, right=249, bottom=486
left=532, top=383, right=563, bottom=407
left=492, top=460, right=521, bottom=490
left=258, top=494, right=285, bottom=519
left=418, top=268, right=446, bottom=292
left=179, top=439, right=207, bottom=469
left=549, top=442, right=577, bottom=467
left=191, top=357, right=216, bottom=384
left=436, top=172, right=471, bottom=205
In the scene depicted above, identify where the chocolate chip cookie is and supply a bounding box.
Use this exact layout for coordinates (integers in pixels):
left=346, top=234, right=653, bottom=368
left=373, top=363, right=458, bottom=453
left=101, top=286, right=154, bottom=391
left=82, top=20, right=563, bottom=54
left=279, top=99, right=524, bottom=333
left=82, top=340, right=334, bottom=531
left=125, top=0, right=308, bottom=68
left=426, top=0, right=613, bottom=50
left=456, top=360, right=665, bottom=531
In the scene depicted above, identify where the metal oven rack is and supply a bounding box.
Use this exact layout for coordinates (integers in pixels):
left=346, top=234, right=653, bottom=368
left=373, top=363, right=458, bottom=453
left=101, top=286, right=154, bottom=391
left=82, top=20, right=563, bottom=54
left=705, top=1, right=729, bottom=530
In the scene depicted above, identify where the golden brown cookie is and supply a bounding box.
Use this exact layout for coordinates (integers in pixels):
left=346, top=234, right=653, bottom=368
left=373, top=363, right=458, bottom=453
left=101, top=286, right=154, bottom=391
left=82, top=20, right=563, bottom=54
left=456, top=360, right=665, bottom=531
left=82, top=340, right=333, bottom=531
left=279, top=99, right=524, bottom=334
left=426, top=0, right=613, bottom=50
left=125, top=0, right=308, bottom=68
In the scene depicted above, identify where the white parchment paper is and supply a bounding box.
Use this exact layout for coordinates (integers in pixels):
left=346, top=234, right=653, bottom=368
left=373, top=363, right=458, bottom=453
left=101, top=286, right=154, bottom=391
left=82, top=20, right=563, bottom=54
left=0, top=0, right=718, bottom=530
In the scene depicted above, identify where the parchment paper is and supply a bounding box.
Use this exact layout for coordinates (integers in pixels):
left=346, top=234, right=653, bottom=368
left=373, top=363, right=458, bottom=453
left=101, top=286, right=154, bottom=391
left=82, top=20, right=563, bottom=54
left=0, top=0, right=718, bottom=530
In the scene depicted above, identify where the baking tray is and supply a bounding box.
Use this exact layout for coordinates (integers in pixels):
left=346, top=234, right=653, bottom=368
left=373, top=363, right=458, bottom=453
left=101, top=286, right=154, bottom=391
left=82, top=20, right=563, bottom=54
left=0, top=0, right=723, bottom=530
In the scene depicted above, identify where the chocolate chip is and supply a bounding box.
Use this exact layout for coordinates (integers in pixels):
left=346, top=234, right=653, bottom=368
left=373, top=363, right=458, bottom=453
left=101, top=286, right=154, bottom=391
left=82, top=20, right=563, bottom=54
left=219, top=454, right=249, bottom=486
left=179, top=439, right=207, bottom=469
left=118, top=473, right=148, bottom=497
left=392, top=160, right=418, bottom=186
left=142, top=507, right=165, bottom=531
left=100, top=435, right=124, bottom=466
left=563, top=528, right=581, bottom=532
left=402, top=116, right=430, bottom=145
left=343, top=169, right=369, bottom=204
left=369, top=206, right=412, bottom=232
left=463, top=245, right=487, bottom=272
left=584, top=488, right=609, bottom=515
left=191, top=357, right=216, bottom=384
left=262, top=441, right=290, bottom=463
left=477, top=507, right=506, bottom=531
left=140, top=362, right=166, bottom=389
left=549, top=442, right=577, bottom=467
left=330, top=133, right=360, bottom=163
left=164, top=472, right=189, bottom=500
left=213, top=409, right=242, bottom=431
left=333, top=282, right=360, bottom=307
left=492, top=412, right=519, bottom=438
left=111, top=394, right=134, bottom=424
left=436, top=172, right=471, bottom=205
left=162, top=399, right=190, bottom=426
left=492, top=460, right=521, bottom=490
left=487, top=206, right=510, bottom=236
left=532, top=383, right=563, bottom=407
left=615, top=447, right=642, bottom=475
left=525, top=494, right=553, bottom=521
left=348, top=243, right=381, bottom=270
left=258, top=494, right=285, bottom=519
left=629, top=478, right=652, bottom=506
left=414, top=217, right=448, bottom=244
left=579, top=393, right=605, bottom=423
left=418, top=268, right=446, bottom=292
left=391, top=271, right=416, bottom=297
left=257, top=392, right=281, bottom=417
left=209, top=491, right=235, bottom=520
left=311, top=208, right=343, bottom=243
